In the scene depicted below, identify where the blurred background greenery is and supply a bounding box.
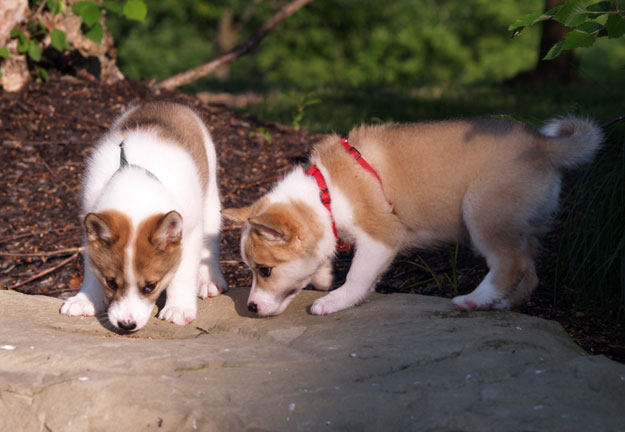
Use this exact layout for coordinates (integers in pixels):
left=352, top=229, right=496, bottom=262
left=107, top=0, right=625, bottom=90
left=105, top=0, right=624, bottom=322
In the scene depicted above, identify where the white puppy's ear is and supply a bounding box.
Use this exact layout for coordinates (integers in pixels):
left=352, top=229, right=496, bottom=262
left=221, top=206, right=252, bottom=226
left=84, top=213, right=117, bottom=244
left=151, top=210, right=183, bottom=250
left=249, top=216, right=288, bottom=242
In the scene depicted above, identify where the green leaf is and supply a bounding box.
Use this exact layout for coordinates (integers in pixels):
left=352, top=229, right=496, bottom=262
left=562, top=29, right=596, bottom=50
left=27, top=41, right=42, bottom=61
left=554, top=0, right=588, bottom=27
left=543, top=41, right=564, bottom=60
left=102, top=0, right=123, bottom=15
left=606, top=14, right=625, bottom=38
left=73, top=1, right=102, bottom=27
left=0, top=47, right=9, bottom=59
left=50, top=28, right=71, bottom=52
left=84, top=23, right=104, bottom=44
left=47, top=0, right=66, bottom=15
left=10, top=29, right=27, bottom=43
left=576, top=21, right=603, bottom=34
left=122, top=0, right=147, bottom=22
left=586, top=1, right=612, bottom=13
left=508, top=8, right=560, bottom=32
left=35, top=65, right=49, bottom=82
left=13, top=30, right=29, bottom=54
left=508, top=12, right=543, bottom=31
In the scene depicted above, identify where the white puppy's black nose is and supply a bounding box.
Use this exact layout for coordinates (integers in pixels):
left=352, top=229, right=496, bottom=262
left=117, top=320, right=137, bottom=331
left=248, top=302, right=258, bottom=313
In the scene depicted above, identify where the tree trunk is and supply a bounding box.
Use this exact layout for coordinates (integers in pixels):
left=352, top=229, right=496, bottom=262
left=509, top=0, right=578, bottom=84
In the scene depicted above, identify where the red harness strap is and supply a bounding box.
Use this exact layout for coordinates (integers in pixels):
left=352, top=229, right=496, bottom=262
left=305, top=138, right=385, bottom=252
left=339, top=138, right=384, bottom=186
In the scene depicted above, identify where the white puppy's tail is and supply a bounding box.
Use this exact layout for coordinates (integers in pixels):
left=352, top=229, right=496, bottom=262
left=539, top=115, right=603, bottom=169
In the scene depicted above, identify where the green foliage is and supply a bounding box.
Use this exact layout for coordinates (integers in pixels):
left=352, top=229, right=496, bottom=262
left=72, top=1, right=103, bottom=27
left=47, top=0, right=67, bottom=15
left=107, top=0, right=544, bottom=87
left=248, top=127, right=272, bottom=143
left=122, top=0, right=148, bottom=21
left=510, top=0, right=625, bottom=59
left=283, top=90, right=321, bottom=131
left=0, top=0, right=147, bottom=87
left=50, top=28, right=71, bottom=52
left=554, top=125, right=625, bottom=321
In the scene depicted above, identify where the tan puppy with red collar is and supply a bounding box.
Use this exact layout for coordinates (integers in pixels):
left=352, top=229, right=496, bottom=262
left=224, top=116, right=602, bottom=317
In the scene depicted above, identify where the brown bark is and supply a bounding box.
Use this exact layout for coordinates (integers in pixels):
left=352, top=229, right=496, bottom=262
left=155, top=0, right=314, bottom=91
left=510, top=0, right=578, bottom=84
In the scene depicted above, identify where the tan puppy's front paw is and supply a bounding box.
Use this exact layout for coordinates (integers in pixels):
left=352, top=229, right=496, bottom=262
left=310, top=293, right=347, bottom=315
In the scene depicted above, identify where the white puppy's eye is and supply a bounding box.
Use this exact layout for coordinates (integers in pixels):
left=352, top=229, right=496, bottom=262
left=143, top=282, right=157, bottom=295
left=105, top=278, right=118, bottom=290
left=258, top=266, right=272, bottom=278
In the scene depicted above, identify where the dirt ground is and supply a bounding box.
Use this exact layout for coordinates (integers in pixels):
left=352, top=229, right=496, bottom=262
left=1, top=74, right=623, bottom=363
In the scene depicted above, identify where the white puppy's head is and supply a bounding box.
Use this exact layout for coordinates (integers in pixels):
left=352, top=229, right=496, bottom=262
left=223, top=198, right=330, bottom=316
left=84, top=210, right=183, bottom=331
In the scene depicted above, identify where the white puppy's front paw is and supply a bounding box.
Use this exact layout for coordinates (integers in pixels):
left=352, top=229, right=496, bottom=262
left=310, top=293, right=349, bottom=316
left=158, top=305, right=196, bottom=325
left=60, top=293, right=97, bottom=317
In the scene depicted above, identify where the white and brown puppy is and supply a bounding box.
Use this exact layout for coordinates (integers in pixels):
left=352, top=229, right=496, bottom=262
left=223, top=116, right=602, bottom=317
left=60, top=102, right=227, bottom=331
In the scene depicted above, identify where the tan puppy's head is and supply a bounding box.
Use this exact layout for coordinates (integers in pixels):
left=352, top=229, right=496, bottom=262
left=223, top=199, right=327, bottom=316
left=84, top=209, right=183, bottom=331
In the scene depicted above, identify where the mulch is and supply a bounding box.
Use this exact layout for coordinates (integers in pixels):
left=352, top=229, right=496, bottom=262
left=1, top=73, right=623, bottom=363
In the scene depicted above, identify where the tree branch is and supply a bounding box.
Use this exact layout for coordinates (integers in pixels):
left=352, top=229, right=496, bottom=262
left=155, top=0, right=314, bottom=91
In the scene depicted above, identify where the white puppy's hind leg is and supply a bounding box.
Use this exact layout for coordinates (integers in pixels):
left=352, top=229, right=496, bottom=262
left=197, top=134, right=228, bottom=299
left=198, top=196, right=228, bottom=299
left=60, top=257, right=108, bottom=316
left=311, top=234, right=396, bottom=315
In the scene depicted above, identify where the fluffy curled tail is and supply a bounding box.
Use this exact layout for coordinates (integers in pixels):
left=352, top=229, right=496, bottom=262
left=539, top=115, right=603, bottom=169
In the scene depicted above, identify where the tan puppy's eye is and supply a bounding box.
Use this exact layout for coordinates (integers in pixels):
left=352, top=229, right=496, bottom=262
left=143, top=281, right=157, bottom=295
left=105, top=278, right=118, bottom=290
left=258, top=266, right=272, bottom=278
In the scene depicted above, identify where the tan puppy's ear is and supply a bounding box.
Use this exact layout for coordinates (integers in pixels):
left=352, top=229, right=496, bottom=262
left=248, top=210, right=294, bottom=243
left=84, top=213, right=117, bottom=244
left=150, top=210, right=183, bottom=251
left=249, top=218, right=286, bottom=242
left=221, top=206, right=252, bottom=226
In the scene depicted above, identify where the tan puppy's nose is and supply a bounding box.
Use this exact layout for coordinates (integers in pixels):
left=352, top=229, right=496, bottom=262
left=247, top=302, right=258, bottom=313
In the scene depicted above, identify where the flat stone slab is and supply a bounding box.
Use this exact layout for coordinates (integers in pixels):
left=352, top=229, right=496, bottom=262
left=1, top=289, right=625, bottom=431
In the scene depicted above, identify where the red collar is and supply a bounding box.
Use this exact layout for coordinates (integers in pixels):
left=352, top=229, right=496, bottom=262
left=305, top=138, right=385, bottom=251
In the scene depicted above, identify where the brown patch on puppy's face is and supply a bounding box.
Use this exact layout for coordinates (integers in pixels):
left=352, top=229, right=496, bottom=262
left=84, top=210, right=131, bottom=301
left=134, top=211, right=183, bottom=302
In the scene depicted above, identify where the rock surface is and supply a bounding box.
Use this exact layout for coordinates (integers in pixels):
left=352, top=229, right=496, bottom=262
left=1, top=289, right=624, bottom=432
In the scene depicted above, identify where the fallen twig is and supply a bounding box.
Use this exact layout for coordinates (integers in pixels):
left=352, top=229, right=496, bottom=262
left=0, top=226, right=80, bottom=244
left=0, top=246, right=83, bottom=259
left=8, top=252, right=79, bottom=290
